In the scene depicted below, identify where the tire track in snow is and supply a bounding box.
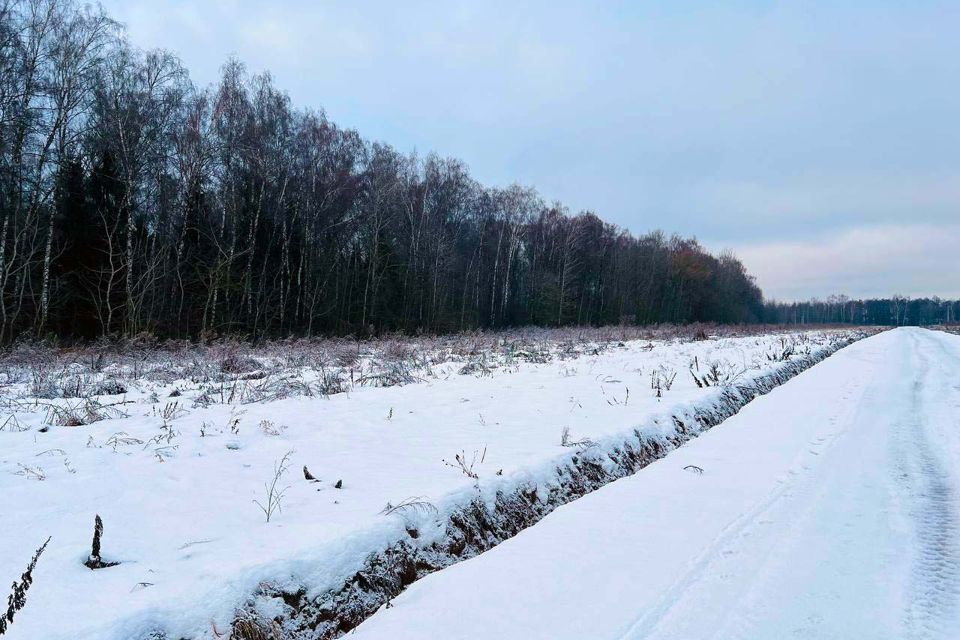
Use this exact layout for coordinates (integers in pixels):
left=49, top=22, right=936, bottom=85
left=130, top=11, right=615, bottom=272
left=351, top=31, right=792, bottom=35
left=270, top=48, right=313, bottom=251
left=623, top=329, right=960, bottom=640
left=898, top=333, right=960, bottom=639
left=614, top=399, right=867, bottom=640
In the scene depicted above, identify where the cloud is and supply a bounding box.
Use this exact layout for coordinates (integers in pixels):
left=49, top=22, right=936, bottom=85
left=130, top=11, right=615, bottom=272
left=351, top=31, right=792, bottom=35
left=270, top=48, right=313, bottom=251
left=736, top=224, right=960, bottom=301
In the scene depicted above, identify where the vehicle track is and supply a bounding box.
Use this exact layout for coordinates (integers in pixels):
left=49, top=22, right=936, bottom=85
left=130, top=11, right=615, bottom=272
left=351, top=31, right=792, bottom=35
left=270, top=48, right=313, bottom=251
left=899, top=333, right=960, bottom=639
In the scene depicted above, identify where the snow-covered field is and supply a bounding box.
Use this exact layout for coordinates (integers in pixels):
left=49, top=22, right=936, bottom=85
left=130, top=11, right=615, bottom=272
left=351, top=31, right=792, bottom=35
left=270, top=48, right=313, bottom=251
left=351, top=327, right=960, bottom=640
left=0, top=328, right=869, bottom=639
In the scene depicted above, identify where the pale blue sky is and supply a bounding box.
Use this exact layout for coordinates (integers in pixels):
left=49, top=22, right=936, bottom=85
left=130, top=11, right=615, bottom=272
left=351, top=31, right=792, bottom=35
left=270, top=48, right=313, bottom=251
left=100, top=0, right=960, bottom=301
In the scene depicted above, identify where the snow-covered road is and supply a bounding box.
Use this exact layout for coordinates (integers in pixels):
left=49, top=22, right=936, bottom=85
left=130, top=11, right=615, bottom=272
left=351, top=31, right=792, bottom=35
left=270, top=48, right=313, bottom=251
left=352, top=327, right=960, bottom=640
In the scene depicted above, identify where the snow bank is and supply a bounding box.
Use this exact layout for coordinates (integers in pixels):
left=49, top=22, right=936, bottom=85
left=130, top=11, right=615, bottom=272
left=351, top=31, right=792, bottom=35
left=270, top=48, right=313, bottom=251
left=241, top=332, right=866, bottom=639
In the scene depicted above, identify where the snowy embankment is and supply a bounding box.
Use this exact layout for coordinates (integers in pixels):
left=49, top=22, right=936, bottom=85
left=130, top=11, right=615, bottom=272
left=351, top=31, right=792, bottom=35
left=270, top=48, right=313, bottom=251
left=0, top=328, right=870, bottom=639
left=349, top=327, right=960, bottom=640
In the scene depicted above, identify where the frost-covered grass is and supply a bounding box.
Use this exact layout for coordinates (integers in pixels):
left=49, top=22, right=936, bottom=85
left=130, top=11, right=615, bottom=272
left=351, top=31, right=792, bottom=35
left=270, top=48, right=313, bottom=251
left=0, top=326, right=871, bottom=639
left=934, top=324, right=960, bottom=337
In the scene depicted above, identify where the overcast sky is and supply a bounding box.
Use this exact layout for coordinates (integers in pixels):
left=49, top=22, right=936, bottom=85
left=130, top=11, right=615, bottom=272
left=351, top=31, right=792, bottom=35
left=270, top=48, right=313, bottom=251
left=100, top=0, right=960, bottom=301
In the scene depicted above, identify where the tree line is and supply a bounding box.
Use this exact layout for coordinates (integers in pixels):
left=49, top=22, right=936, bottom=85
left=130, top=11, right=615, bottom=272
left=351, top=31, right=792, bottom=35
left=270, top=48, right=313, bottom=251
left=0, top=0, right=764, bottom=343
left=764, top=296, right=960, bottom=327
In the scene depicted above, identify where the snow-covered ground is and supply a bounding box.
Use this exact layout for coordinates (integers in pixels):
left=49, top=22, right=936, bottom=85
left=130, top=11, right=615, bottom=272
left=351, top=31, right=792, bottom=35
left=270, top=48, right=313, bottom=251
left=0, top=328, right=864, bottom=639
left=351, top=327, right=960, bottom=640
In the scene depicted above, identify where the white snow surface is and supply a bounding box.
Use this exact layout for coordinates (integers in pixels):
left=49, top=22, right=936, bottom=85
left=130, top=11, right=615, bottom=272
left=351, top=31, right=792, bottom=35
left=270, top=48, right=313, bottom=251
left=351, top=327, right=960, bottom=640
left=0, top=330, right=861, bottom=639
